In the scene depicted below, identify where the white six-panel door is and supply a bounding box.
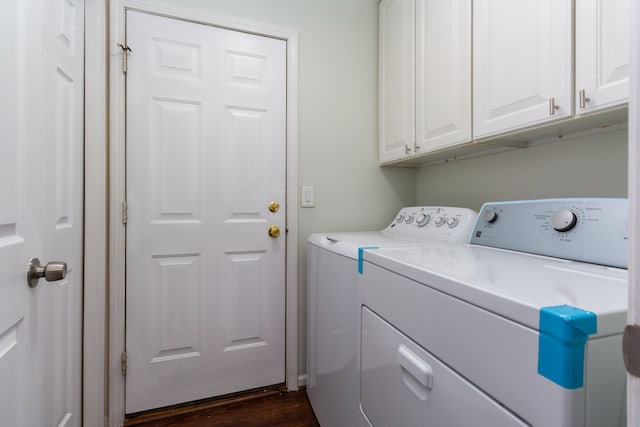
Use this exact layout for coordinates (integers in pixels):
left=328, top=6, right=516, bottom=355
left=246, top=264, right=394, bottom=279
left=0, top=0, right=84, bottom=425
left=125, top=11, right=286, bottom=413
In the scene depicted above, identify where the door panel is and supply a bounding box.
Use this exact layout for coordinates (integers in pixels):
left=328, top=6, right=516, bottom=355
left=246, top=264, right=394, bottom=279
left=0, top=0, right=84, bottom=425
left=576, top=0, right=630, bottom=113
left=43, top=0, right=84, bottom=424
left=473, top=0, right=573, bottom=138
left=0, top=2, right=39, bottom=424
left=416, top=0, right=472, bottom=152
left=126, top=11, right=286, bottom=413
left=379, top=0, right=415, bottom=163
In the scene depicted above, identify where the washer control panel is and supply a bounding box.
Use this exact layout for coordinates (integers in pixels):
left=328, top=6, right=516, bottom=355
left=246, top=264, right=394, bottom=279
left=470, top=198, right=628, bottom=268
left=386, top=207, right=477, bottom=243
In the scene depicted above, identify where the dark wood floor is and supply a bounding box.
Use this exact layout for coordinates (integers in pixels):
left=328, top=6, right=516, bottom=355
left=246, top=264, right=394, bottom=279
left=124, top=387, right=320, bottom=427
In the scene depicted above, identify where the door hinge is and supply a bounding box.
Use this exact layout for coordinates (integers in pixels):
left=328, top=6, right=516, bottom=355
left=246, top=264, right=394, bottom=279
left=122, top=200, right=128, bottom=224
left=121, top=352, right=127, bottom=376
left=623, top=325, right=640, bottom=377
left=117, top=43, right=132, bottom=74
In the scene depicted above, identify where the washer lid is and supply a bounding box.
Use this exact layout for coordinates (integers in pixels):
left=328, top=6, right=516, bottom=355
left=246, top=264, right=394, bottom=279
left=363, top=243, right=628, bottom=337
left=307, top=231, right=438, bottom=260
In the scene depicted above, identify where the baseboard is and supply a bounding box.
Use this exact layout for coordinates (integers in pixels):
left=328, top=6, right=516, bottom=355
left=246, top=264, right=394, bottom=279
left=298, top=374, right=307, bottom=387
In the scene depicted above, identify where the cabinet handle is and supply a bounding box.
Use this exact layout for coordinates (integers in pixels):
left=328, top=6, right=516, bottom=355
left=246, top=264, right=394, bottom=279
left=579, top=90, right=591, bottom=109
left=549, top=98, right=560, bottom=116
left=404, top=144, right=411, bottom=155
left=414, top=144, right=420, bottom=153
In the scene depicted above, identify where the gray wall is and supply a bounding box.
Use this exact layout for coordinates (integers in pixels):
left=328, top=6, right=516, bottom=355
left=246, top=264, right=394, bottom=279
left=416, top=128, right=628, bottom=210
left=154, top=0, right=417, bottom=377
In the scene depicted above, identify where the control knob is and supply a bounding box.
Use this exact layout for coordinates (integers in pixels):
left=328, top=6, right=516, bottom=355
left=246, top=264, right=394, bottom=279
left=405, top=215, right=414, bottom=224
left=446, top=217, right=459, bottom=228
left=396, top=215, right=404, bottom=223
left=483, top=209, right=498, bottom=224
left=434, top=216, right=446, bottom=227
left=416, top=214, right=430, bottom=227
left=551, top=210, right=577, bottom=232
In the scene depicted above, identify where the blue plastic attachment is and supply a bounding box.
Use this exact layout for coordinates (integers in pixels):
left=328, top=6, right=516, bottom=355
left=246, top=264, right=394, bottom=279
left=358, top=247, right=379, bottom=274
left=537, top=304, right=597, bottom=389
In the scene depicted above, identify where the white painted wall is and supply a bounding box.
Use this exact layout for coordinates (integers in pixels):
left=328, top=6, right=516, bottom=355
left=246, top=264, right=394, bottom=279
left=153, top=0, right=417, bottom=376
left=416, top=128, right=628, bottom=210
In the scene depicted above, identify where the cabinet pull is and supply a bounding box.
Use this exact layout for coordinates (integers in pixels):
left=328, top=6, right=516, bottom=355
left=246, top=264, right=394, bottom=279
left=414, top=144, right=421, bottom=153
left=549, top=98, right=560, bottom=115
left=579, top=90, right=591, bottom=109
left=404, top=144, right=411, bottom=155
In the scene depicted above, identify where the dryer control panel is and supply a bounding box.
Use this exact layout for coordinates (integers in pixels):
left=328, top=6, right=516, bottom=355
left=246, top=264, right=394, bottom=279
left=385, top=207, right=477, bottom=243
left=470, top=198, right=628, bottom=268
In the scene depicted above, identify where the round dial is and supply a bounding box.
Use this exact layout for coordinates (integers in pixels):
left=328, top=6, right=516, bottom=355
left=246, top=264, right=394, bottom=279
left=405, top=215, right=414, bottom=224
left=483, top=209, right=498, bottom=224
left=446, top=217, right=459, bottom=228
left=551, top=210, right=578, bottom=232
left=416, top=214, right=430, bottom=227
left=434, top=216, right=446, bottom=227
left=396, top=215, right=404, bottom=223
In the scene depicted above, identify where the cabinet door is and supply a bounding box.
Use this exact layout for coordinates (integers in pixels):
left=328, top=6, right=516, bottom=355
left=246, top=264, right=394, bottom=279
left=473, top=0, right=573, bottom=139
left=575, top=0, right=630, bottom=114
left=379, top=0, right=415, bottom=164
left=416, top=0, right=471, bottom=153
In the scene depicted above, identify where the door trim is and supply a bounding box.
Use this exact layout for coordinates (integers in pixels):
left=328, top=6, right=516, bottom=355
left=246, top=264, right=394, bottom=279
left=107, top=1, right=299, bottom=424
left=84, top=1, right=109, bottom=425
left=628, top=0, right=640, bottom=423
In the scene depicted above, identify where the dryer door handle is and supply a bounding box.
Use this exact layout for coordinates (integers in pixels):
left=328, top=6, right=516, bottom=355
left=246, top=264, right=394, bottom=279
left=398, top=345, right=433, bottom=389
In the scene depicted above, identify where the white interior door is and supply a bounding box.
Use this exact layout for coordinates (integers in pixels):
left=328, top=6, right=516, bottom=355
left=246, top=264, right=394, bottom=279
left=125, top=11, right=287, bottom=414
left=0, top=0, right=84, bottom=426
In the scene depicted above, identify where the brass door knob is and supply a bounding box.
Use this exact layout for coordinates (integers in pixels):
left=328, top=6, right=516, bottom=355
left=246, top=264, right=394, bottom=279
left=268, top=201, right=280, bottom=213
left=268, top=226, right=281, bottom=238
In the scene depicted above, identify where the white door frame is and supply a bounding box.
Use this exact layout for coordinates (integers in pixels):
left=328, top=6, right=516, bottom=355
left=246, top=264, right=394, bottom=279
left=83, top=0, right=108, bottom=423
left=107, top=1, right=298, bottom=423
left=628, top=0, right=640, bottom=424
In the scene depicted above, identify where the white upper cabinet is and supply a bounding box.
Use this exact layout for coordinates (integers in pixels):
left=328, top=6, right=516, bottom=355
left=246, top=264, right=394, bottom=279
left=379, top=0, right=629, bottom=165
left=415, top=0, right=471, bottom=154
left=575, top=0, right=630, bottom=114
left=379, top=0, right=471, bottom=164
left=379, top=0, right=415, bottom=164
left=473, top=0, right=573, bottom=139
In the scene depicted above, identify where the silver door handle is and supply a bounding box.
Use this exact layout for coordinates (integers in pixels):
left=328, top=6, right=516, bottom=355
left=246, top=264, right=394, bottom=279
left=27, top=258, right=67, bottom=288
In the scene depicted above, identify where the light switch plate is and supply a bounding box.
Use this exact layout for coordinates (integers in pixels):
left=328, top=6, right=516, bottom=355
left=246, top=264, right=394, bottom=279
left=301, top=186, right=315, bottom=208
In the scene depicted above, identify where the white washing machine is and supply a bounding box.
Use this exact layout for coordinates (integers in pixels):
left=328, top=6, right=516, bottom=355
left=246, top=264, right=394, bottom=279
left=306, top=206, right=477, bottom=427
left=359, top=198, right=628, bottom=427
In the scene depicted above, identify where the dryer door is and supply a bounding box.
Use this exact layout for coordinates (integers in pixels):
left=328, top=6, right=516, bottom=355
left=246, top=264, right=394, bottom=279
left=360, top=307, right=526, bottom=427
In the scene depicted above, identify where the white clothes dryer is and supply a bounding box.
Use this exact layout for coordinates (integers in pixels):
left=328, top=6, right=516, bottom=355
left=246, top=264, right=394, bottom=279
left=306, top=206, right=477, bottom=427
left=359, top=199, right=628, bottom=427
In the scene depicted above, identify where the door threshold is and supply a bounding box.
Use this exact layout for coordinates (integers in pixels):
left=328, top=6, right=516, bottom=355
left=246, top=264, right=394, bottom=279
left=124, top=384, right=288, bottom=425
